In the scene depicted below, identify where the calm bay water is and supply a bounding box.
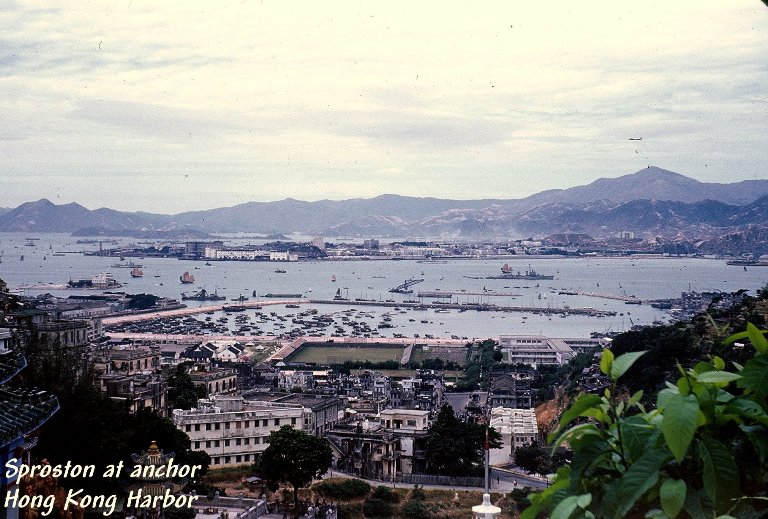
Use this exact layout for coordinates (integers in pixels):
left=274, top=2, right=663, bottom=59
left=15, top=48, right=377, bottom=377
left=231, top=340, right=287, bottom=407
left=1, top=233, right=766, bottom=340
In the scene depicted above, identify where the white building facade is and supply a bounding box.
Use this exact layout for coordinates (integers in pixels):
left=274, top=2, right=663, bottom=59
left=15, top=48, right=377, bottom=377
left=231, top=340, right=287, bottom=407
left=172, top=396, right=304, bottom=467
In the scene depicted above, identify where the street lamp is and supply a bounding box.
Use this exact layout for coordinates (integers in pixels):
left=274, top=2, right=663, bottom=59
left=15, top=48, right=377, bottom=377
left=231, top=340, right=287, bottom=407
left=472, top=493, right=501, bottom=519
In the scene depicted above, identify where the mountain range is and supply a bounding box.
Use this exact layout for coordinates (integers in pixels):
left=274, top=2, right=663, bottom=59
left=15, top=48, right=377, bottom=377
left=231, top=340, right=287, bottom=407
left=2, top=167, right=767, bottom=245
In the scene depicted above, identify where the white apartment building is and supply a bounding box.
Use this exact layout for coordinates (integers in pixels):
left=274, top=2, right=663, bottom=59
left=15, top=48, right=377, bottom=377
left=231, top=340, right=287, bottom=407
left=269, top=251, right=299, bottom=261
left=172, top=395, right=304, bottom=468
left=378, top=409, right=430, bottom=475
left=204, top=248, right=268, bottom=261
left=498, top=335, right=575, bottom=367
left=489, top=407, right=540, bottom=462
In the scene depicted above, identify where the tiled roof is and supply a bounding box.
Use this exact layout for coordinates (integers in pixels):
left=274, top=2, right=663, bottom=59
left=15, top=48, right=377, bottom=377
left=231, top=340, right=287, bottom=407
left=0, top=387, right=59, bottom=449
left=0, top=348, right=28, bottom=385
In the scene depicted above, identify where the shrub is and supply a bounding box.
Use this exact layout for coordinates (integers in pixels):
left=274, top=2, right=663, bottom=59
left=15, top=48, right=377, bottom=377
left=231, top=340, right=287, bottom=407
left=401, top=499, right=430, bottom=519
left=410, top=484, right=425, bottom=501
left=315, top=479, right=372, bottom=500
left=336, top=502, right=363, bottom=519
left=371, top=485, right=400, bottom=503
left=362, top=497, right=393, bottom=518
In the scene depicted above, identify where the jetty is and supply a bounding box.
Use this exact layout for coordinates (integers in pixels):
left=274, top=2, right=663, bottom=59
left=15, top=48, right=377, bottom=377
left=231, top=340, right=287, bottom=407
left=308, top=299, right=616, bottom=317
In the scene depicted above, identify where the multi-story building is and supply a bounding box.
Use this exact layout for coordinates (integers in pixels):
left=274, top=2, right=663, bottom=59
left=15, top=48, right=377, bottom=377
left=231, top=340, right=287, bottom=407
left=378, top=409, right=430, bottom=474
left=190, top=368, right=238, bottom=397
left=172, top=395, right=304, bottom=468
left=498, top=335, right=575, bottom=367
left=100, top=373, right=168, bottom=415
left=488, top=368, right=533, bottom=409
left=277, top=370, right=315, bottom=392
left=489, top=407, right=540, bottom=458
left=244, top=393, right=342, bottom=437
left=109, top=348, right=161, bottom=375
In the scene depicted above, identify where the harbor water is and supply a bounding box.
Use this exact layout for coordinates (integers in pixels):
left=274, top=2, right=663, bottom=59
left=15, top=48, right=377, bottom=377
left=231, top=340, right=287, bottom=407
left=1, top=233, right=766, bottom=340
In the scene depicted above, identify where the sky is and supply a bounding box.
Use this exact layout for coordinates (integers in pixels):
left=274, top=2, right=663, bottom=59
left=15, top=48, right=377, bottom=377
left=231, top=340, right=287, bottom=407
left=1, top=1, right=767, bottom=214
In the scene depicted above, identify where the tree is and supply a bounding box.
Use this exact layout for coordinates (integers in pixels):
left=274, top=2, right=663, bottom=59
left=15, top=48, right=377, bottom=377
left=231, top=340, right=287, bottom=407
left=513, top=442, right=570, bottom=476
left=167, top=364, right=205, bottom=410
left=426, top=405, right=502, bottom=476
left=255, top=426, right=333, bottom=516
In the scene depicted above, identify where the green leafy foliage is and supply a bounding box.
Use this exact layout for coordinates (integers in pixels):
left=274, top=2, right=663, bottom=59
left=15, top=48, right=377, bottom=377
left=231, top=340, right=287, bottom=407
left=526, top=324, right=768, bottom=518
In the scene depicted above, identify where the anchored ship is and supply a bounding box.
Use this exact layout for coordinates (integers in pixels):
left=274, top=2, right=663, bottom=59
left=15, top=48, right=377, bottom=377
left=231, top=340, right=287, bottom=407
left=181, top=288, right=225, bottom=301
left=489, top=264, right=554, bottom=280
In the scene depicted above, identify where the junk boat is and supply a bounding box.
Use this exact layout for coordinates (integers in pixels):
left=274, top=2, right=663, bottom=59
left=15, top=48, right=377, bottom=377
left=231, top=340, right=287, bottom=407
left=130, top=266, right=144, bottom=278
left=179, top=271, right=195, bottom=284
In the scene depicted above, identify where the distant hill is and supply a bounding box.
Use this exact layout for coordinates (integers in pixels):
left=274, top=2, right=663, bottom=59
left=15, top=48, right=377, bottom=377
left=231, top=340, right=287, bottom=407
left=1, top=167, right=767, bottom=241
left=519, top=166, right=768, bottom=207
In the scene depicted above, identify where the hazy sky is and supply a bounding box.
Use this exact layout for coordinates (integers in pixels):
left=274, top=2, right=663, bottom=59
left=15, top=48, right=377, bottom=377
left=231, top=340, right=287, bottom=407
left=1, top=1, right=767, bottom=214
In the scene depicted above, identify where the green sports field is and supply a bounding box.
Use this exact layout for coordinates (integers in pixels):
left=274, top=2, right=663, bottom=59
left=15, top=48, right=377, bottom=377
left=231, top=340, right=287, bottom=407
left=285, top=343, right=406, bottom=365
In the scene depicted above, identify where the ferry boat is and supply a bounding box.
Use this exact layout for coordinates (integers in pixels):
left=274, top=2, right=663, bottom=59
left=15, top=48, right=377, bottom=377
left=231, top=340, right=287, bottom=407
left=179, top=271, right=195, bottom=284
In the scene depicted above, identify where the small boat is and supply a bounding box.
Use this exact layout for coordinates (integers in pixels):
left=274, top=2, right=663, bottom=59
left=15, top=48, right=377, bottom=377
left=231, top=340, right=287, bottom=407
left=331, top=275, right=336, bottom=282
left=130, top=267, right=144, bottom=278
left=275, top=268, right=287, bottom=274
left=180, top=271, right=195, bottom=284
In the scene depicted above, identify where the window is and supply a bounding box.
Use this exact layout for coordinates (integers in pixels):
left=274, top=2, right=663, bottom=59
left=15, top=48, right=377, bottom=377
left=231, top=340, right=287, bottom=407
left=244, top=421, right=250, bottom=428
left=407, top=420, right=417, bottom=427
left=225, top=422, right=230, bottom=430
left=214, top=423, right=221, bottom=430
left=274, top=419, right=280, bottom=426
left=236, top=421, right=242, bottom=429
left=236, top=438, right=241, bottom=446
left=291, top=417, right=296, bottom=425
left=254, top=437, right=261, bottom=444
left=262, top=419, right=268, bottom=427
left=224, top=439, right=230, bottom=447
left=206, top=423, right=212, bottom=431
left=244, top=438, right=250, bottom=445
left=224, top=456, right=231, bottom=464
left=236, top=455, right=242, bottom=463
left=244, top=454, right=250, bottom=462
left=194, top=441, right=200, bottom=449
left=212, top=457, right=218, bottom=465
left=185, top=424, right=191, bottom=432
left=214, top=440, right=220, bottom=447
left=205, top=441, right=211, bottom=448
